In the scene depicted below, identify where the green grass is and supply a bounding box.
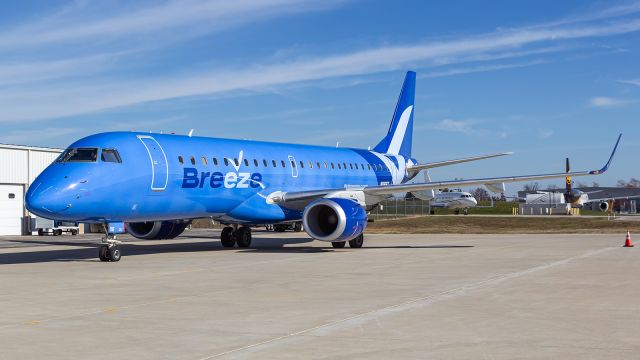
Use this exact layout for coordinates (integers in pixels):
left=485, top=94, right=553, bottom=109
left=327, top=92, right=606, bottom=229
left=366, top=215, right=640, bottom=234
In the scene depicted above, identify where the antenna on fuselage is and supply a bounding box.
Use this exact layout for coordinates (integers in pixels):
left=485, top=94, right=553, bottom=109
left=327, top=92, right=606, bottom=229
left=188, top=129, right=194, bottom=137
left=336, top=141, right=340, bottom=148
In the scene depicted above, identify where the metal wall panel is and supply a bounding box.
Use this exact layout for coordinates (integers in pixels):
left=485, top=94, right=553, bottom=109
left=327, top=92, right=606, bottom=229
left=29, top=151, right=60, bottom=184
left=0, top=148, right=28, bottom=184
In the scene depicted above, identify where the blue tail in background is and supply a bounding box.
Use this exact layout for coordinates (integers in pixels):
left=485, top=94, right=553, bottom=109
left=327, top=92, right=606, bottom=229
left=373, top=71, right=416, bottom=157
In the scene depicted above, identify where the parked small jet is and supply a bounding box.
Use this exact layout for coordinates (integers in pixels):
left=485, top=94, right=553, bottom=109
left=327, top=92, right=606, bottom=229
left=25, top=71, right=621, bottom=261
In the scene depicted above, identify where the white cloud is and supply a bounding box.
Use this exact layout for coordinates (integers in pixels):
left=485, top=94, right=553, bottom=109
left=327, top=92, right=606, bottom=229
left=618, top=79, right=640, bottom=86
left=589, top=96, right=631, bottom=108
left=1, top=2, right=640, bottom=122
left=432, top=119, right=477, bottom=134
left=0, top=0, right=342, bottom=50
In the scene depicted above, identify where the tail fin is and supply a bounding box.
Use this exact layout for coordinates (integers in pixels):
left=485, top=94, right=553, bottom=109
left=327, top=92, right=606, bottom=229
left=373, top=71, right=416, bottom=157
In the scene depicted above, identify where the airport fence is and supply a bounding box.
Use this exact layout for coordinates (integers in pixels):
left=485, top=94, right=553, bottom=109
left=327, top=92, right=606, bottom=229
left=368, top=198, right=432, bottom=220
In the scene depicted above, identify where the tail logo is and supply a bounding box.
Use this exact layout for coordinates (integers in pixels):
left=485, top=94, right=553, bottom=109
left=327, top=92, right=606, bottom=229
left=387, top=105, right=413, bottom=155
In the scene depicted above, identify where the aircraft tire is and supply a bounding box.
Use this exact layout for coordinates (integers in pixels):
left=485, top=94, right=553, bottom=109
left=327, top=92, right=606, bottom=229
left=98, top=245, right=109, bottom=262
left=273, top=224, right=287, bottom=232
left=109, top=246, right=122, bottom=262
left=348, top=234, right=364, bottom=248
left=235, top=227, right=252, bottom=248
left=331, top=241, right=346, bottom=248
left=220, top=227, right=236, bottom=248
left=293, top=222, right=303, bottom=232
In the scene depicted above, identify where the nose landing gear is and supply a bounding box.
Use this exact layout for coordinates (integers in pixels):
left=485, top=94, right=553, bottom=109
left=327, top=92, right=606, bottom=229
left=98, top=234, right=122, bottom=262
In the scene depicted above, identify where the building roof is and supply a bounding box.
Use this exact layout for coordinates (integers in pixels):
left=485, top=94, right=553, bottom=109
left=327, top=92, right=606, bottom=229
left=0, top=143, right=63, bottom=153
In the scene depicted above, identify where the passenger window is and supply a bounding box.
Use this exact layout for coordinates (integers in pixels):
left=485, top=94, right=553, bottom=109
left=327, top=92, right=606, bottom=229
left=343, top=162, right=347, bottom=169
left=338, top=163, right=342, bottom=169
left=101, top=149, right=122, bottom=163
left=190, top=156, right=196, bottom=165
left=8, top=193, right=15, bottom=199
left=323, top=161, right=328, bottom=169
left=361, top=163, right=365, bottom=170
left=300, top=161, right=304, bottom=168
left=291, top=160, right=296, bottom=168
left=244, top=159, right=249, bottom=166
left=213, top=158, right=218, bottom=166
left=281, top=160, right=286, bottom=168
left=350, top=163, right=353, bottom=170
left=178, top=156, right=184, bottom=165
left=309, top=161, right=313, bottom=169
left=254, top=159, right=259, bottom=167
left=331, top=162, right=335, bottom=169
left=367, top=164, right=371, bottom=170
left=234, top=158, right=239, bottom=167
left=224, top=158, right=229, bottom=166
left=316, top=162, right=321, bottom=169
left=263, top=159, right=268, bottom=167
left=272, top=160, right=277, bottom=167
left=201, top=156, right=207, bottom=166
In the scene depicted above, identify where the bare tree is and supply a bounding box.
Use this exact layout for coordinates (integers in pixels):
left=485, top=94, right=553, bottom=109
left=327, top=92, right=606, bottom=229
left=591, top=181, right=600, bottom=187
left=523, top=182, right=539, bottom=191
left=472, top=187, right=490, bottom=201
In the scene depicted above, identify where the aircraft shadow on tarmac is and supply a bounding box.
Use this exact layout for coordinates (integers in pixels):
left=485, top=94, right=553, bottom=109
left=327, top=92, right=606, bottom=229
left=0, top=236, right=473, bottom=265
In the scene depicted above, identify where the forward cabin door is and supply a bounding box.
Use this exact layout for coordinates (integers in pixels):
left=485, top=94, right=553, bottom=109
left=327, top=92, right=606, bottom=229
left=137, top=135, right=169, bottom=191
left=288, top=155, right=298, bottom=178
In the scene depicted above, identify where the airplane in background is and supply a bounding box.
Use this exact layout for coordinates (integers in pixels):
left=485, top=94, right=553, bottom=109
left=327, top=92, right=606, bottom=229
left=428, top=190, right=477, bottom=215
left=25, top=71, right=622, bottom=262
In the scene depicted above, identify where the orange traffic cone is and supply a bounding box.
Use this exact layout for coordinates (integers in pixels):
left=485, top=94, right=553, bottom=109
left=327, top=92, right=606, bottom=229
left=624, top=230, right=634, bottom=247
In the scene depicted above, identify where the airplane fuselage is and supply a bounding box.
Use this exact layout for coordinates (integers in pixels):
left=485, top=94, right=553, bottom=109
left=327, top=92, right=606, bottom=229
left=26, top=132, right=414, bottom=224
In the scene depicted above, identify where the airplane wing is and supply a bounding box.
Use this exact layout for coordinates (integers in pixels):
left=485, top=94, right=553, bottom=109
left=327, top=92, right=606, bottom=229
left=407, top=152, right=512, bottom=176
left=273, top=134, right=621, bottom=208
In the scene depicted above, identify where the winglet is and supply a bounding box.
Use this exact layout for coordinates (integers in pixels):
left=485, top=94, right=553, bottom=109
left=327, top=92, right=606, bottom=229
left=590, top=133, right=622, bottom=175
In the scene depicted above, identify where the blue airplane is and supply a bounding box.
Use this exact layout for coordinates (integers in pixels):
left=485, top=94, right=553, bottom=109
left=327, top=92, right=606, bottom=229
left=25, top=71, right=621, bottom=262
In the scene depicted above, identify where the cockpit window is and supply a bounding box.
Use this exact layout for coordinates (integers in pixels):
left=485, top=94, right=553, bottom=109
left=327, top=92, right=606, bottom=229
left=101, top=149, right=122, bottom=163
left=58, top=148, right=98, bottom=162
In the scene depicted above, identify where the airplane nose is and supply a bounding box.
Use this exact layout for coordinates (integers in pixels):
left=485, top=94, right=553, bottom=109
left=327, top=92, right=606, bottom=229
left=25, top=182, right=68, bottom=218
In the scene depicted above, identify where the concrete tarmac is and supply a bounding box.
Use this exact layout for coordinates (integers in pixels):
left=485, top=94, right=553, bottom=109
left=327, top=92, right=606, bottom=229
left=0, top=230, right=638, bottom=359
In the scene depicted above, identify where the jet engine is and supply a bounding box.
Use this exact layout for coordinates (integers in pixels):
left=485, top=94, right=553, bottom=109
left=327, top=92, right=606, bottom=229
left=599, top=201, right=609, bottom=212
left=126, top=220, right=190, bottom=240
left=302, top=198, right=367, bottom=242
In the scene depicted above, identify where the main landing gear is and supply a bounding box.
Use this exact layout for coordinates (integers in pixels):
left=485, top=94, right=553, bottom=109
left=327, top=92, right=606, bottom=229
left=220, top=226, right=252, bottom=248
left=331, top=233, right=364, bottom=249
left=98, top=234, right=122, bottom=262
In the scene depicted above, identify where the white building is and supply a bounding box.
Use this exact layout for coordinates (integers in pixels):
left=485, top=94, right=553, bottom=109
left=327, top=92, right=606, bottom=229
left=0, top=143, right=62, bottom=235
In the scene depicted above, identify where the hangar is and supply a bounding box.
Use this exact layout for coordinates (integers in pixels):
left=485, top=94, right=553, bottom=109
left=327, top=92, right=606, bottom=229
left=0, top=143, right=62, bottom=235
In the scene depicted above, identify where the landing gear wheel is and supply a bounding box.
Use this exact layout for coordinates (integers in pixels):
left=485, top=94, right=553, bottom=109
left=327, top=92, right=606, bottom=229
left=109, top=246, right=122, bottom=262
left=293, top=222, right=303, bottom=232
left=235, top=227, right=252, bottom=248
left=348, top=234, right=364, bottom=248
left=71, top=229, right=78, bottom=235
left=331, top=241, right=346, bottom=248
left=37, top=229, right=44, bottom=236
left=98, top=245, right=109, bottom=262
left=273, top=224, right=287, bottom=232
left=454, top=209, right=460, bottom=215
left=221, top=227, right=236, bottom=248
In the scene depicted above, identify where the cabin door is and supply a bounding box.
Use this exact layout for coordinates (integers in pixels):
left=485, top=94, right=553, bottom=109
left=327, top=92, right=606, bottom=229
left=288, top=155, right=298, bottom=178
left=137, top=135, right=169, bottom=191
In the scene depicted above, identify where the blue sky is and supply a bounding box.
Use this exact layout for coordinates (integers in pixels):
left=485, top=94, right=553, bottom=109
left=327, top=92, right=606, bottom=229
left=1, top=0, right=639, bottom=192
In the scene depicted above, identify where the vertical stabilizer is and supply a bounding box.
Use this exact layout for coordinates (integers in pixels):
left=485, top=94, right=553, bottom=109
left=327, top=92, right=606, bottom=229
left=373, top=71, right=415, bottom=157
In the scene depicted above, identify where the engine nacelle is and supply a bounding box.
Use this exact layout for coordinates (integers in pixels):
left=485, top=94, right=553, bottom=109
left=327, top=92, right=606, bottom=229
left=302, top=198, right=367, bottom=242
left=599, top=201, right=609, bottom=212
left=126, top=221, right=189, bottom=240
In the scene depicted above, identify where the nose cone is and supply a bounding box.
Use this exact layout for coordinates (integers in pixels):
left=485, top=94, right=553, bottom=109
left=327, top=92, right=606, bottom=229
left=25, top=182, right=71, bottom=219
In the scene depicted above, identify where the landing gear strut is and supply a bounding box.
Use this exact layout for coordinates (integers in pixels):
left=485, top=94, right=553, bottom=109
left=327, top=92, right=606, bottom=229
left=98, top=234, right=121, bottom=262
left=220, top=226, right=252, bottom=248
